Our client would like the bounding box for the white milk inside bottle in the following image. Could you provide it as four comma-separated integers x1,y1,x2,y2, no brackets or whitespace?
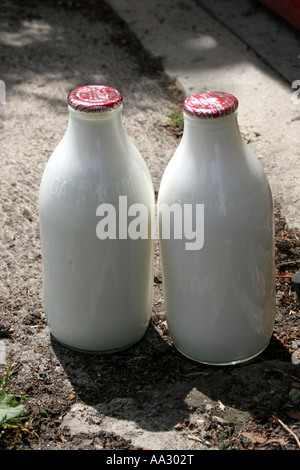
39,85,155,353
158,91,276,365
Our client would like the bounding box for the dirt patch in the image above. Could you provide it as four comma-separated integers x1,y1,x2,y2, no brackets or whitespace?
0,0,299,451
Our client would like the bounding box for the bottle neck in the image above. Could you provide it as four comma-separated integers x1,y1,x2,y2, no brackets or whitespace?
66,104,126,143
181,110,242,149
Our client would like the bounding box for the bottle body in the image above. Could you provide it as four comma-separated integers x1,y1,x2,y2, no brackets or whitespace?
39,91,154,353
158,105,276,365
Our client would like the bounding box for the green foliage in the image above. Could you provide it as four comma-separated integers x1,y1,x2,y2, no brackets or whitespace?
168,108,184,129
0,363,26,429
289,388,300,405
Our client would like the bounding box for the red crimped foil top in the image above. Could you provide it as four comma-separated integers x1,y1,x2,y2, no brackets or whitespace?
67,85,123,113
183,91,238,119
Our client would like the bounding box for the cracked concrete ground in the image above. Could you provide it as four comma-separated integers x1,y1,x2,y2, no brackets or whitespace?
108,0,300,230
0,0,299,452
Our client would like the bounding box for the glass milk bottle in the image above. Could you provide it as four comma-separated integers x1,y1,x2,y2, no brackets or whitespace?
158,91,276,365
39,85,154,353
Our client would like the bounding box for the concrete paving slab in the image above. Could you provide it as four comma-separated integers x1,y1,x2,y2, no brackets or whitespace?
0,0,299,451
107,0,300,230
196,0,300,84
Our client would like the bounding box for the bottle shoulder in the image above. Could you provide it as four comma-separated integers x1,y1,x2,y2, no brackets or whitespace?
159,139,271,207
39,131,154,210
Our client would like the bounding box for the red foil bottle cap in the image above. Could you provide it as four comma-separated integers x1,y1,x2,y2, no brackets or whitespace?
183,91,238,119
67,85,123,113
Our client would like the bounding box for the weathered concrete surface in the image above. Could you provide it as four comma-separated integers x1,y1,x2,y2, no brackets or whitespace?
107,0,300,230
1,0,299,452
